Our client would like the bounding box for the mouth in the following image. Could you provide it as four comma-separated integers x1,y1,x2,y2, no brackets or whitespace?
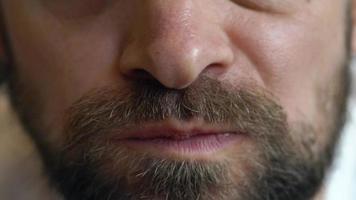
112,120,245,158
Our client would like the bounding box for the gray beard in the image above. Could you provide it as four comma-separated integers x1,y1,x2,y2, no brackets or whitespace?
8,71,350,200
41,77,346,200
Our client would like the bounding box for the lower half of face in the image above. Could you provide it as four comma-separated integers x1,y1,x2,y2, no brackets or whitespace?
9,67,349,200
3,0,351,200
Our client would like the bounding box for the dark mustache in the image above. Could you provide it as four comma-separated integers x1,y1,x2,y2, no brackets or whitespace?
64,76,288,146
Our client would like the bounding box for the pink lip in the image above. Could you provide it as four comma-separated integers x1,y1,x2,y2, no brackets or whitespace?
125,128,229,140
112,121,244,156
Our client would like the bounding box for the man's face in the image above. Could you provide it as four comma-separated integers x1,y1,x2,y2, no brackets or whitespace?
1,0,351,200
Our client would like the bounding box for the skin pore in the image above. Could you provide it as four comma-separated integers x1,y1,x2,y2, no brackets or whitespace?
0,0,354,199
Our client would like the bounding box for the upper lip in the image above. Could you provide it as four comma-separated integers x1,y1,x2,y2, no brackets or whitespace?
112,119,236,140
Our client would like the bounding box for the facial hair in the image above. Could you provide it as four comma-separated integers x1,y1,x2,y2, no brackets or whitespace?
18,74,343,200
4,7,351,200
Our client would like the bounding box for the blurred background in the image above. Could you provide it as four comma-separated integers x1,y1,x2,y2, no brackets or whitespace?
325,58,356,200
0,62,355,200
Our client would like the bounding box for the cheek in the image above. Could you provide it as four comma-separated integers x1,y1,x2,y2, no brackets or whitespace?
227,12,345,125
40,0,111,18
4,0,130,143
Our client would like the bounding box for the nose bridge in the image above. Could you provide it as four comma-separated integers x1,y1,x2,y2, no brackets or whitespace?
144,0,195,41
120,0,233,89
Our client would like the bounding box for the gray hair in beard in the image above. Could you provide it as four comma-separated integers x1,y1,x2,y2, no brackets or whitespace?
46,76,328,200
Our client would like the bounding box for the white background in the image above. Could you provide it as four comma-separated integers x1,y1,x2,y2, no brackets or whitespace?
326,59,356,200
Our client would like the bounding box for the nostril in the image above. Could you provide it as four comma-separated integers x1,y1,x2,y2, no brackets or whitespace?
203,63,228,76
126,69,156,81
125,68,171,89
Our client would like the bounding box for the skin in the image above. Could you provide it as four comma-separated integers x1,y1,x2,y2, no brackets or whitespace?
0,0,355,199
1,0,348,146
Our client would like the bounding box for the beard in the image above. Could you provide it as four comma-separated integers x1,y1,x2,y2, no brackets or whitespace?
7,67,350,200
4,9,351,199
59,77,295,200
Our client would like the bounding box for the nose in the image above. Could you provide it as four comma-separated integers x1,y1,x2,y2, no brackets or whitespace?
119,0,234,89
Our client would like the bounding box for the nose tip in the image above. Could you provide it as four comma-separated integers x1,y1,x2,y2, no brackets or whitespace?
120,47,198,89
118,0,234,89
121,38,233,89
144,45,212,89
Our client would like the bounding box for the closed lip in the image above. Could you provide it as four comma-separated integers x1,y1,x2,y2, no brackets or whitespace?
111,119,240,141
107,120,246,156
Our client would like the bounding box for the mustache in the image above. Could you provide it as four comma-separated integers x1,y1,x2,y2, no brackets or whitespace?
64,76,288,146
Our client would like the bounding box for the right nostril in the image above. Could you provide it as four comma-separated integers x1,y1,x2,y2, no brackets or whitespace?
126,69,169,89
127,69,155,81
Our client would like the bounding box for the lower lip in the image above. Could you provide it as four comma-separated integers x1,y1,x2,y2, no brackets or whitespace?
116,133,242,156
